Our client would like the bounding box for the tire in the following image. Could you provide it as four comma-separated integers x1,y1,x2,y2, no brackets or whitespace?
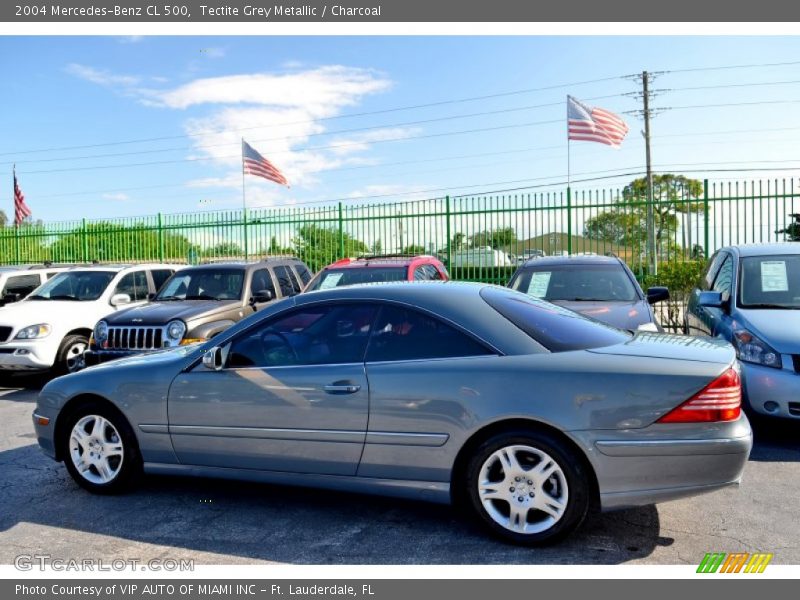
54,334,89,376
61,401,142,494
464,429,590,545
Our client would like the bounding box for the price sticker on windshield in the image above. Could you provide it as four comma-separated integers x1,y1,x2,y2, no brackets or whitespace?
527,271,552,298
760,260,789,292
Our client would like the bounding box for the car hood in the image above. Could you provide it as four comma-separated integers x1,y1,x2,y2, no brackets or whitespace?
83,345,200,372
103,300,240,326
550,300,652,329
0,299,103,330
735,308,800,354
588,332,736,365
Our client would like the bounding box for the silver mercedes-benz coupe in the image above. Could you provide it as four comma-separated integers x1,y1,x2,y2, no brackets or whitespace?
33,282,752,545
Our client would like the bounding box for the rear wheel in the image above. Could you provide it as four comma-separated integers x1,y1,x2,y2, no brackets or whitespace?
55,334,88,375
464,430,590,545
61,402,141,494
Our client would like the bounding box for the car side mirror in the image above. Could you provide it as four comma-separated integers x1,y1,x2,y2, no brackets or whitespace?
698,290,725,309
202,346,224,371
250,289,273,304
646,286,670,305
3,292,21,304
110,293,132,307
147,292,157,301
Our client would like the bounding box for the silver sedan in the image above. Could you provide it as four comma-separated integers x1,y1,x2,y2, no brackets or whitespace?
33,282,752,545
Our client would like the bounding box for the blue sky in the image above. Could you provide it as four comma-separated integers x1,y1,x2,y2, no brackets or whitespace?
3,35,800,223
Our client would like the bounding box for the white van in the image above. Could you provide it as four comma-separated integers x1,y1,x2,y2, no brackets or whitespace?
0,264,179,375
451,247,513,268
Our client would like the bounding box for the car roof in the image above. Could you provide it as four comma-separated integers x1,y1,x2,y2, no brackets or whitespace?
723,243,800,257
325,255,440,269
54,263,180,273
520,254,623,268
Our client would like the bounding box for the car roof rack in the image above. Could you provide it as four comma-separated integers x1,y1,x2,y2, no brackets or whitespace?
355,253,429,260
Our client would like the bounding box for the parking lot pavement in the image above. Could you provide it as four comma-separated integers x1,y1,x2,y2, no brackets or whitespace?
1,376,798,566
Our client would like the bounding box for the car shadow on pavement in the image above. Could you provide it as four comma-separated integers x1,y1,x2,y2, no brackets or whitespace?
0,442,668,565
748,417,800,463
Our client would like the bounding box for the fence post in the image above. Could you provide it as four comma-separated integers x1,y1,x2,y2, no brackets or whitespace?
445,195,452,268
14,226,20,265
566,186,573,255
242,207,249,260
157,213,165,262
81,218,88,263
338,202,345,259
703,179,710,257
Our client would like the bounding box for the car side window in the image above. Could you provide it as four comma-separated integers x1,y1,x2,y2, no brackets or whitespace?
114,271,149,301
365,304,493,363
427,265,444,280
150,269,174,292
712,255,734,301
226,303,379,368
413,266,429,281
293,263,312,286
250,268,276,299
703,252,726,290
2,274,41,298
273,265,300,296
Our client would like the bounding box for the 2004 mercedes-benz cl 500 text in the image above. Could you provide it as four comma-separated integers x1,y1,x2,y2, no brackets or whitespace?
32,282,752,545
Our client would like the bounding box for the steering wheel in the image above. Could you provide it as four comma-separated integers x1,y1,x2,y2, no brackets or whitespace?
260,330,300,364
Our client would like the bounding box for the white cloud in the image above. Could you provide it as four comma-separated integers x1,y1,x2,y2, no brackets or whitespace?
102,192,130,201
69,62,401,203
65,63,141,88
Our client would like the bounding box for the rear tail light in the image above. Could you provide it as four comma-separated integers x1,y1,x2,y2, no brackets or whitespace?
657,367,741,423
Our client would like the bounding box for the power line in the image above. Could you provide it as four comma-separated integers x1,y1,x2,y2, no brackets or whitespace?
19,118,566,175
664,59,800,74
0,75,627,158
665,78,800,92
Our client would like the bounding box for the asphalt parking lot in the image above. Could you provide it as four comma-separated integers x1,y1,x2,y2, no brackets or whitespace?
1,374,798,566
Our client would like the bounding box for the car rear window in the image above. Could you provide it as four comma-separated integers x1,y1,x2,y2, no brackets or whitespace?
480,286,632,352
509,263,639,302
306,267,407,291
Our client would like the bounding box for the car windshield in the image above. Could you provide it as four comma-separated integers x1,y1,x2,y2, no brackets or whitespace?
509,264,639,302
156,268,245,301
26,271,115,301
481,286,632,352
305,267,407,291
739,255,800,309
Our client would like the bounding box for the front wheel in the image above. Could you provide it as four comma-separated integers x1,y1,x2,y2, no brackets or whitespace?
464,430,590,545
61,402,141,494
55,334,88,375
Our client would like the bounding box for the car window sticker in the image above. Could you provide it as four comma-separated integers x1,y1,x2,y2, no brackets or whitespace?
319,273,344,289
527,271,552,298
761,260,789,292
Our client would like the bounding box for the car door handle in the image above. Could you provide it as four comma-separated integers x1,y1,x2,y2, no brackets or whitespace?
323,384,361,394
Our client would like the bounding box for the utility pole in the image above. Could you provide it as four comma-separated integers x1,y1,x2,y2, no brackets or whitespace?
642,71,657,277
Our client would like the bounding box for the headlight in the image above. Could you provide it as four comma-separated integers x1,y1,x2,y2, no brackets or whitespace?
94,320,109,343
15,324,52,340
166,320,186,341
733,329,782,369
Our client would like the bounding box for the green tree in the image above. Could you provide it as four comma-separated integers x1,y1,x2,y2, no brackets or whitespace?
584,174,703,255
776,214,800,242
371,239,383,254
292,224,368,271
469,227,517,249
401,244,426,255
203,242,244,258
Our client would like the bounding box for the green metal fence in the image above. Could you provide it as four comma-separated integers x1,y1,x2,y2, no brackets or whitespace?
2,177,798,330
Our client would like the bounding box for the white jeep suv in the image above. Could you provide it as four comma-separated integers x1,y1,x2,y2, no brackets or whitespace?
0,264,178,375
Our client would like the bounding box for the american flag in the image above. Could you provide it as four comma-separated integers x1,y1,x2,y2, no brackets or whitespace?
567,96,629,148
242,140,289,187
13,169,32,226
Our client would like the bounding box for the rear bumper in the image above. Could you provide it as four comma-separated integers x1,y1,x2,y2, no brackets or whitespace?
570,415,753,511
741,361,800,419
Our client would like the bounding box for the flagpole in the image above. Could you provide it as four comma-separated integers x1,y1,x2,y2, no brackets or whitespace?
241,138,248,261
566,96,571,190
